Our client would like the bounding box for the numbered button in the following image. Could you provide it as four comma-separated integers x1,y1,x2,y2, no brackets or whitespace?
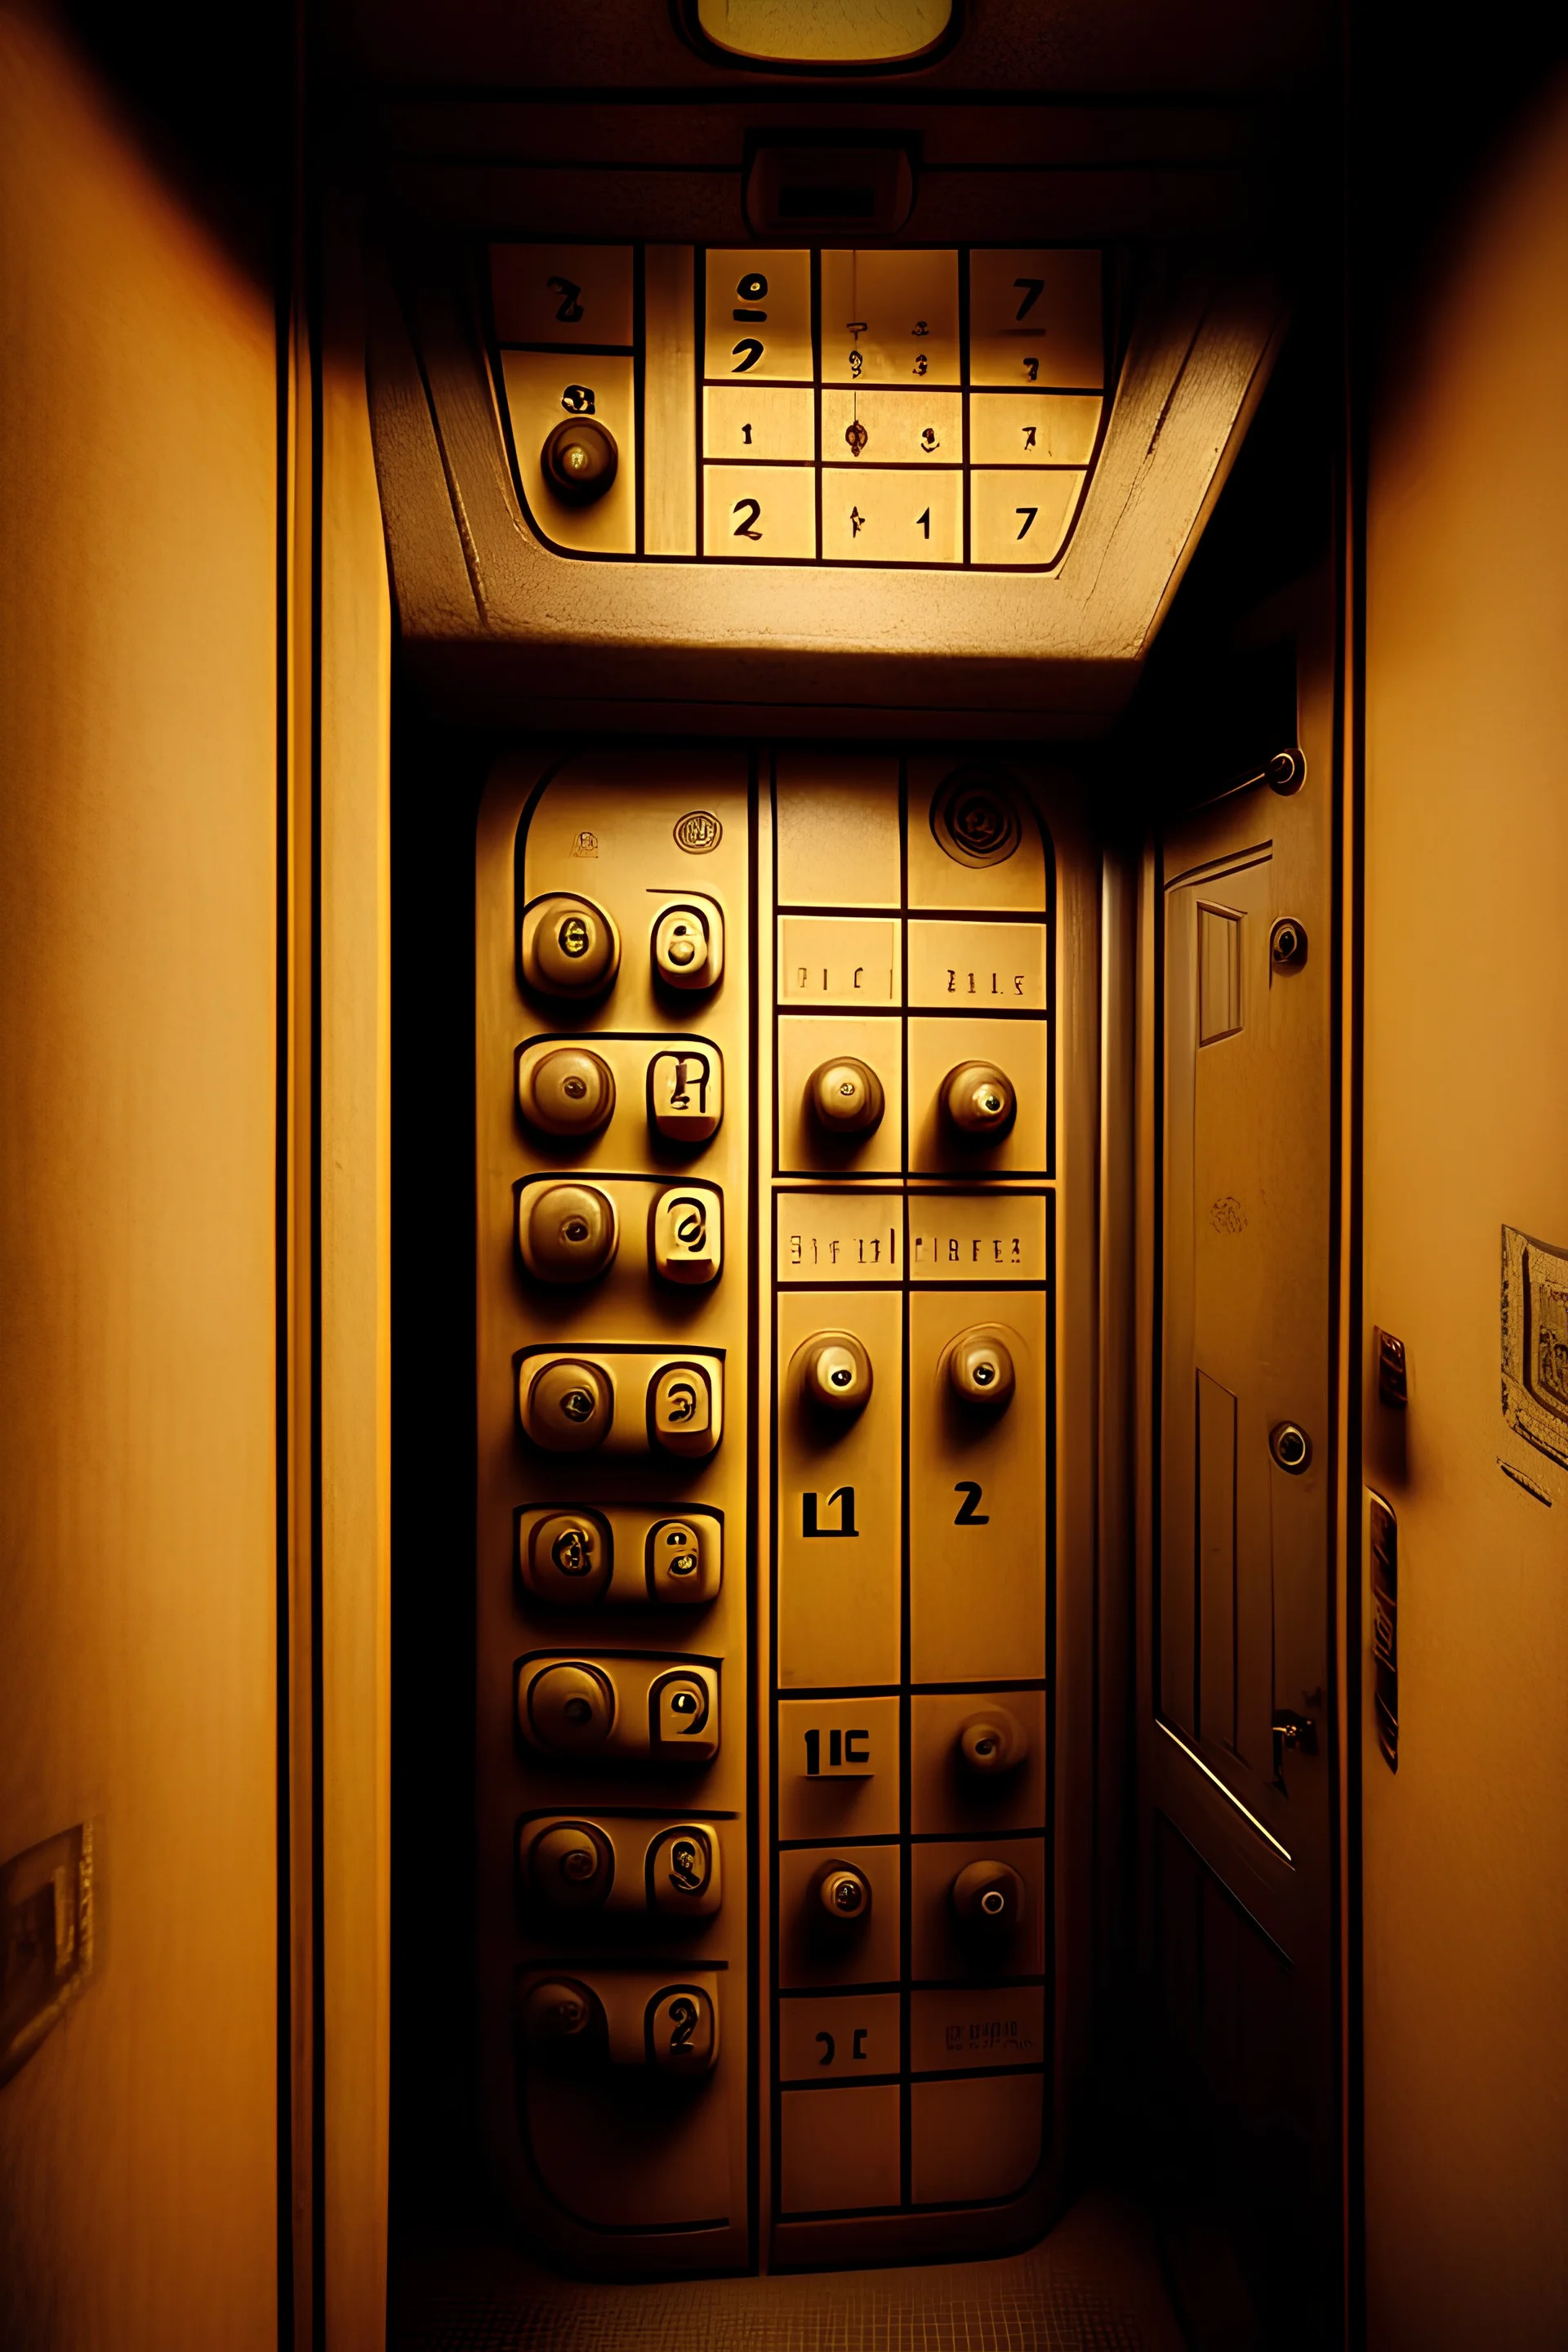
652,898,724,992
644,1984,718,2075
520,1508,612,1606
949,1858,1027,1940
702,248,812,381
519,1975,601,2051
812,1859,873,1934
969,468,1082,568
648,1361,722,1458
648,1044,723,1143
798,1330,873,1417
645,1515,722,1606
945,1326,1017,1409
648,1667,720,1763
646,1824,721,1918
518,1180,617,1283
651,1186,722,1285
821,466,961,564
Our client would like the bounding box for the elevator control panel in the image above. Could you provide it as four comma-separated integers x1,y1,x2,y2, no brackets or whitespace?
477,749,1055,2274
490,244,1107,568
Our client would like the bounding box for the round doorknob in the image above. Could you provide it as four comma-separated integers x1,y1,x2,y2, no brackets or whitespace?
520,1182,617,1284
528,1820,613,1911
800,1331,873,1415
950,1858,1026,1936
807,1057,885,1136
518,1045,615,1138
524,1660,617,1754
520,1976,599,2050
957,1708,1029,1777
541,416,618,505
521,893,620,999
813,1860,872,1929
947,1328,1016,1409
522,1357,613,1451
942,1061,1017,1141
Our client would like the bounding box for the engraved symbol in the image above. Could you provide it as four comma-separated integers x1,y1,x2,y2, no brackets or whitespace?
559,1388,595,1424
559,383,596,415
1016,506,1038,540
669,1551,697,1577
732,497,763,539
731,337,764,373
559,1844,597,1882
670,1687,699,1713
911,318,929,336
674,1199,707,1250
920,425,939,452
673,808,723,853
556,913,590,958
668,1838,705,1894
663,1380,698,1426
569,826,599,857
1023,356,1040,382
844,418,868,458
546,275,584,323
1013,277,1045,319
666,1052,710,1113
667,1996,697,2051
817,2031,835,2065
916,506,931,539
802,1485,858,1538
742,422,752,445
848,349,863,378
912,353,929,376
849,506,866,538
1022,425,1037,448
550,1525,592,1575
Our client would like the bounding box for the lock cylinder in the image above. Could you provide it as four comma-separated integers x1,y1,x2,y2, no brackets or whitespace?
812,1859,873,1932
541,416,618,505
521,1357,614,1451
950,1858,1026,1939
528,1820,614,1912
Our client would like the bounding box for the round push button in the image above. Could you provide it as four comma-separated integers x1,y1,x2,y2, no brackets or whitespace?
520,1182,618,1285
813,1860,872,1929
957,1707,1029,1777
942,1060,1017,1141
518,1045,615,1138
524,1660,616,1755
522,1357,613,1452
520,1977,599,2050
947,1327,1017,1410
528,1820,614,1911
950,1858,1027,1937
541,416,619,506
800,1331,874,1416
807,1056,885,1137
523,894,620,1000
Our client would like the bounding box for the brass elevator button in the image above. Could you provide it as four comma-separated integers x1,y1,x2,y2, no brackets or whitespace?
800,1330,874,1415
813,1860,873,1929
521,893,620,998
520,1978,599,2049
942,1059,1017,1139
957,1708,1029,1776
519,1182,618,1283
950,1858,1026,1936
523,1511,612,1606
528,1820,614,1910
541,416,619,505
807,1056,885,1136
525,1661,617,1754
522,1357,613,1451
947,1328,1017,1409
517,1045,615,1138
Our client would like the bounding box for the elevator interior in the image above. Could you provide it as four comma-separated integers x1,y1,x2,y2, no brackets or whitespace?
1,4,1566,2350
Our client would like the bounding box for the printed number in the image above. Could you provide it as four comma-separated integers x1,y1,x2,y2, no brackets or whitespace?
731,337,764,373
667,1997,697,2052
733,497,763,541
742,423,753,446
954,1481,990,1526
804,1726,871,1773
1013,276,1045,320
802,1484,858,1537
1015,508,1038,541
916,506,931,539
546,274,583,323
1023,356,1040,382
560,383,595,416
816,2030,835,2066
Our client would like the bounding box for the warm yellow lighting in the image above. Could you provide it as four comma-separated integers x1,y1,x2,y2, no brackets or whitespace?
696,0,952,65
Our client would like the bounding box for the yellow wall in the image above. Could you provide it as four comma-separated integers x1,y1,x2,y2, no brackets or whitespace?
0,12,280,2347
1361,77,1568,2352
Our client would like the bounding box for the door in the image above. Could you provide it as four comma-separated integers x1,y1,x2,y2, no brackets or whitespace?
1146,724,1338,2340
